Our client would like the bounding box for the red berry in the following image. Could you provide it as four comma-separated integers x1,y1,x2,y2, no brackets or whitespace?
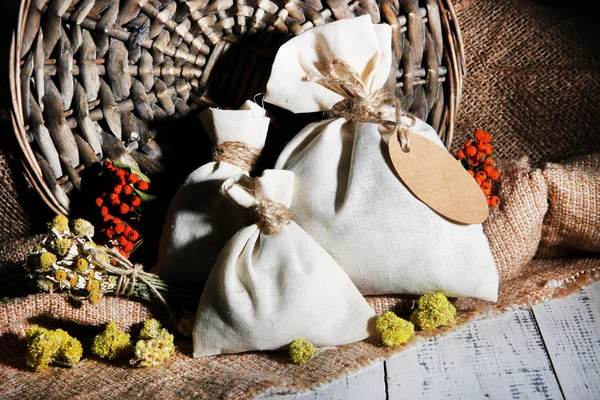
112,217,122,225
113,185,123,194
103,160,113,168
103,215,113,223
127,230,139,242
95,198,104,207
123,185,133,195
130,196,142,207
129,174,140,184
114,223,125,234
118,236,129,247
119,203,130,214
137,181,149,191
106,228,114,239
101,206,109,217
116,169,126,177
124,226,133,236
124,242,134,252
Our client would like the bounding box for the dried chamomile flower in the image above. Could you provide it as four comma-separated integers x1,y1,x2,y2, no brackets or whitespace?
131,328,175,368
92,321,132,360
89,290,102,305
51,238,73,257
176,313,195,337
75,258,89,273
39,252,57,272
54,329,83,365
48,215,69,234
139,319,162,340
375,312,414,347
289,338,315,364
410,292,457,331
72,218,95,238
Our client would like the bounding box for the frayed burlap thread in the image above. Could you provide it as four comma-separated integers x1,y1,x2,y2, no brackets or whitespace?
307,58,416,152
213,141,261,171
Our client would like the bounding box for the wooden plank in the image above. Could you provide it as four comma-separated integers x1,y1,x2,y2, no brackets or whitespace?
385,310,563,399
262,361,386,400
532,282,600,400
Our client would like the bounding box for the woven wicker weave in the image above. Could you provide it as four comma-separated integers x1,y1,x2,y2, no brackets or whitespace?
10,0,464,215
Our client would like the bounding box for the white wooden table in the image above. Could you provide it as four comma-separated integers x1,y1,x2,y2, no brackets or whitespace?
263,282,600,399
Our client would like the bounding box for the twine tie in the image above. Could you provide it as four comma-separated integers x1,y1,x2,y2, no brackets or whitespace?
213,141,261,170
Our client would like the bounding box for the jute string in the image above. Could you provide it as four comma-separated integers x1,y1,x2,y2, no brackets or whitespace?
307,59,416,152
247,198,291,235
213,141,261,171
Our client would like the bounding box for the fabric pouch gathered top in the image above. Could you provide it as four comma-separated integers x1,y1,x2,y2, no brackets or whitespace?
153,101,269,287
264,16,498,301
193,170,375,357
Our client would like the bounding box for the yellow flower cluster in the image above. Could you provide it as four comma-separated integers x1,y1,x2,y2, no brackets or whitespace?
375,311,415,347
410,292,457,331
25,326,82,372
131,319,175,368
289,338,315,364
92,321,132,360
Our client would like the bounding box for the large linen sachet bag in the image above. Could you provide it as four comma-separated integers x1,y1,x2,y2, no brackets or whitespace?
193,170,375,357
153,101,269,286
265,16,498,301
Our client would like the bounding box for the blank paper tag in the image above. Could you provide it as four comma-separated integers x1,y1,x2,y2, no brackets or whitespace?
388,132,489,224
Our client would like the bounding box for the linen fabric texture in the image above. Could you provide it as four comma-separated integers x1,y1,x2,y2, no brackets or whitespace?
153,101,269,286
193,170,376,357
265,16,498,301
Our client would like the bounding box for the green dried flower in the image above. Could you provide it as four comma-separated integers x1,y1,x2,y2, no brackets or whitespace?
139,319,162,340
131,329,175,368
92,321,132,360
72,218,94,238
289,338,315,364
375,311,414,347
51,238,73,257
48,215,69,234
410,292,457,331
39,252,57,271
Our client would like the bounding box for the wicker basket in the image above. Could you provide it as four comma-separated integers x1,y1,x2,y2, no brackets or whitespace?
10,0,465,216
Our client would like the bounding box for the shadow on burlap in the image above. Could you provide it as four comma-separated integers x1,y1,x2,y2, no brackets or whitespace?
1,0,600,398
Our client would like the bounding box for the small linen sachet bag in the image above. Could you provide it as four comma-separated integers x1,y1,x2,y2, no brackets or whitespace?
153,101,269,286
193,170,375,357
265,16,498,301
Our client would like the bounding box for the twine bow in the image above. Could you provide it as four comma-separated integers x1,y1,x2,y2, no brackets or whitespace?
213,141,261,170
307,58,416,152
247,198,291,235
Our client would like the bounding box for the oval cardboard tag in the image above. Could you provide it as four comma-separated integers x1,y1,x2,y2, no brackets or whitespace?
388,132,489,224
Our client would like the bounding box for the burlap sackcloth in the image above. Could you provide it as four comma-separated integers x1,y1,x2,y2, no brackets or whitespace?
1,0,600,398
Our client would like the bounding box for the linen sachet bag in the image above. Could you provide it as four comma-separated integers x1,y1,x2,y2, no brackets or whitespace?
153,101,269,286
193,170,375,357
264,16,498,301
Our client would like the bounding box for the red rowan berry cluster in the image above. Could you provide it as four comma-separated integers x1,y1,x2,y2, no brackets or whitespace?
94,160,150,258
457,130,500,207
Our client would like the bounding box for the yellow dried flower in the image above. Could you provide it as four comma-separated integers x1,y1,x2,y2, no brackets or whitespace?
69,275,79,288
86,279,100,292
139,319,162,340
54,329,83,365
93,253,109,267
48,215,69,234
289,338,315,364
410,292,457,331
72,218,94,238
92,321,132,360
36,278,54,292
54,270,67,282
51,238,73,257
39,252,57,271
375,311,414,347
75,258,89,273
176,314,195,337
131,329,175,368
89,290,102,305
25,326,60,372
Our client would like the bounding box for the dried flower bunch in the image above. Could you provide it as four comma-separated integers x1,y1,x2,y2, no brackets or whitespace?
375,312,415,347
94,160,153,258
26,215,181,307
410,292,457,331
92,319,175,368
457,130,501,207
25,326,82,372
